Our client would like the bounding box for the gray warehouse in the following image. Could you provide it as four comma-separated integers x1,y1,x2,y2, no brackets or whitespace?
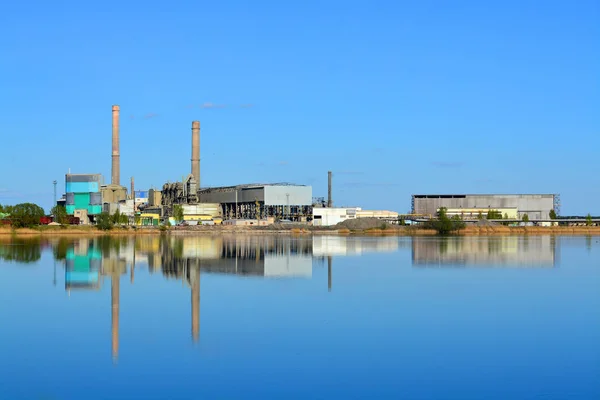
412,194,558,220
198,183,313,221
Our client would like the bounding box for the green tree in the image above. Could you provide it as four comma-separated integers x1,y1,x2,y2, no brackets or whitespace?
51,205,68,224
96,212,114,230
477,211,483,220
10,203,45,228
425,207,466,235
522,214,529,223
549,209,557,220
112,209,122,225
586,213,593,226
173,204,184,223
487,209,503,219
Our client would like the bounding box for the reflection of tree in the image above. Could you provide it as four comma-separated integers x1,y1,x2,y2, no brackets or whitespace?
0,238,42,263
488,238,501,254
439,237,448,255
53,237,70,261
586,235,592,252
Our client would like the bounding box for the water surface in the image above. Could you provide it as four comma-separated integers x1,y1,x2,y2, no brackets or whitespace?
0,235,598,399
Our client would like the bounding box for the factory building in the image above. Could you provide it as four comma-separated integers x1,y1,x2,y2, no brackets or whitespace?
197,183,313,222
412,194,558,220
313,207,400,226
65,173,103,223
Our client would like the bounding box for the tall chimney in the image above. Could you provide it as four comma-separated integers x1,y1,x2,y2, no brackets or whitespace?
111,105,120,186
191,121,200,187
327,171,332,207
130,176,134,200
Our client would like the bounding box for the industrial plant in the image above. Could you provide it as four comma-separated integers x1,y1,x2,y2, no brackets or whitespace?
56,104,564,227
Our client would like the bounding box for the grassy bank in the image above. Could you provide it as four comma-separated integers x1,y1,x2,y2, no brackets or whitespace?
2,225,600,237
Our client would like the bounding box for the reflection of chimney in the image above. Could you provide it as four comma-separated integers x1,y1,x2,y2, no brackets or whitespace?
130,177,134,200
112,105,120,185
328,256,332,292
327,171,332,208
111,275,120,362
191,268,200,342
191,121,200,187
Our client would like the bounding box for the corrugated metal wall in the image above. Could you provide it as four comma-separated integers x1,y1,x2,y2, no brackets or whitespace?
413,195,555,219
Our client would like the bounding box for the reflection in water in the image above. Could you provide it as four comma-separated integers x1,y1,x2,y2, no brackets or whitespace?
0,234,570,363
412,236,558,267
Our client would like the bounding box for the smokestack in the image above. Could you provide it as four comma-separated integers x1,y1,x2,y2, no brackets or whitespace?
327,171,332,208
191,121,200,187
130,177,134,200
111,105,120,186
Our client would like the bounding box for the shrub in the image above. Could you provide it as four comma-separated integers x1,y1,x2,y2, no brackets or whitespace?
96,212,114,231
424,207,466,235
10,203,45,228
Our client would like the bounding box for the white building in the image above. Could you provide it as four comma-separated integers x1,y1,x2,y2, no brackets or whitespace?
312,207,358,226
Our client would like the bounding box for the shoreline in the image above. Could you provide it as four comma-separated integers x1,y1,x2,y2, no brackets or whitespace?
2,225,600,238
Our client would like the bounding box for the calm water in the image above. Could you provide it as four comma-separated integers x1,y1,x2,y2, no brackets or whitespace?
0,235,598,400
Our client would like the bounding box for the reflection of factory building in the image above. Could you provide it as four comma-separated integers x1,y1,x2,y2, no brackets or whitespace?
160,236,313,277
412,194,558,220
412,236,557,267
312,236,400,257
64,239,102,290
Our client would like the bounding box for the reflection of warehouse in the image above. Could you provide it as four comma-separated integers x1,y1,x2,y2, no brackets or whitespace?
312,236,402,256
197,184,313,222
412,194,558,220
412,236,557,267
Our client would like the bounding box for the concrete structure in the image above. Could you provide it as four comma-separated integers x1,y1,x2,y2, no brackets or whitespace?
65,173,103,220
222,219,270,226
356,209,399,220
191,121,200,187
148,189,162,207
111,105,120,186
313,207,357,226
101,184,128,205
327,171,333,208
412,194,557,220
444,207,518,220
198,183,313,222
313,207,400,226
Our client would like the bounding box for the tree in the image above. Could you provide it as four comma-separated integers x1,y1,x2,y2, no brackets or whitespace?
112,209,122,225
487,209,503,220
425,207,466,235
10,203,45,228
51,205,68,224
96,212,114,230
522,214,529,223
586,214,593,226
173,204,184,223
477,211,483,220
549,209,557,220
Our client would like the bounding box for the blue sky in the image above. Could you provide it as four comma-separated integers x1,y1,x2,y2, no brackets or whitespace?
0,0,598,214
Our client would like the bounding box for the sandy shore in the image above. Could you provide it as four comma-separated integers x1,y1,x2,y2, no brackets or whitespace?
1,225,600,237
